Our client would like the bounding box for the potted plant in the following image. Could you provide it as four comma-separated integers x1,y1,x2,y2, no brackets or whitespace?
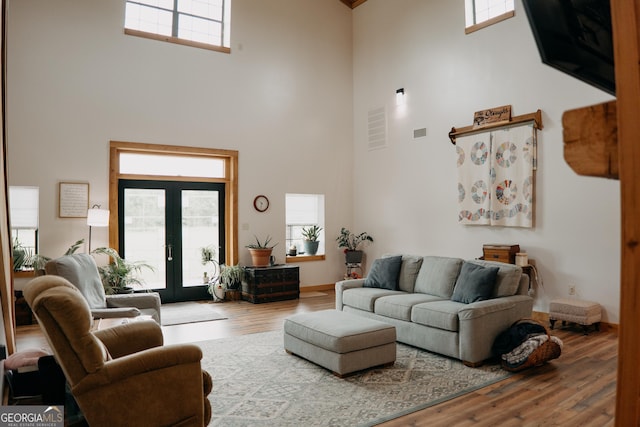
12,238,28,272
91,247,154,294
246,235,277,267
301,225,322,256
200,245,220,283
219,264,244,301
31,239,85,275
336,227,374,264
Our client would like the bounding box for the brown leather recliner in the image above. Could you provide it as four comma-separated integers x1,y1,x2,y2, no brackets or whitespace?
23,275,212,426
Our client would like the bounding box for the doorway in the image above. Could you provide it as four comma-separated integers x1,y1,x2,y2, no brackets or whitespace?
118,179,225,302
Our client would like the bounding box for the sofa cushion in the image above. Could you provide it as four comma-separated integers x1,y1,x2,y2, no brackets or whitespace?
383,254,423,293
411,300,465,332
468,259,523,297
451,262,499,304
364,256,403,290
342,288,403,312
374,293,444,321
413,256,464,298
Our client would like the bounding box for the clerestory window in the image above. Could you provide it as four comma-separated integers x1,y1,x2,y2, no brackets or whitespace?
465,0,514,34
124,0,231,53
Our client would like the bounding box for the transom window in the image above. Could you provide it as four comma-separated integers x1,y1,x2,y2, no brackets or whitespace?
125,0,231,53
465,0,514,34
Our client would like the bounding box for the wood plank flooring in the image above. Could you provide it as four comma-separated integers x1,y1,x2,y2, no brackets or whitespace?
16,291,617,426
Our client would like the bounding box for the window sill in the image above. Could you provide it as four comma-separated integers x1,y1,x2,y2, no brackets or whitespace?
465,10,515,34
285,255,325,263
124,28,231,54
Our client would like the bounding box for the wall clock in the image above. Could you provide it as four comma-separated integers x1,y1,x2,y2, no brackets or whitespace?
253,195,269,212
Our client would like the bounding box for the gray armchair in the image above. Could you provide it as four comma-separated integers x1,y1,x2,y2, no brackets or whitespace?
45,253,161,323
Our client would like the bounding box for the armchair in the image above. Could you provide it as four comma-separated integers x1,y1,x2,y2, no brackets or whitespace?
23,275,212,427
45,253,161,323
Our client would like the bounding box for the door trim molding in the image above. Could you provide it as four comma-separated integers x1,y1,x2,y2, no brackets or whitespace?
109,141,239,265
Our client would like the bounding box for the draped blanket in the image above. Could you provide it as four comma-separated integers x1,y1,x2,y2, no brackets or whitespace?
457,123,536,227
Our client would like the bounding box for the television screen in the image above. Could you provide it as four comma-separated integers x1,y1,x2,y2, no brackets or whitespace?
522,0,615,96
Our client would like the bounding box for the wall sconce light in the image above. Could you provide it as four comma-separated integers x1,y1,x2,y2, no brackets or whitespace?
396,88,405,106
87,204,110,252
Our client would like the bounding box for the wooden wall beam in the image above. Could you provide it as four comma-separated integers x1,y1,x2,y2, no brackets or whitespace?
562,101,618,179
612,0,640,425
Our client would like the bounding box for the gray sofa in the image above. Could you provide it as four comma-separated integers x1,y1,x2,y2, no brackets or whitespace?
335,255,533,366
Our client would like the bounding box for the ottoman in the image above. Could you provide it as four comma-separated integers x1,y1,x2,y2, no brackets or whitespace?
549,298,602,335
284,309,396,377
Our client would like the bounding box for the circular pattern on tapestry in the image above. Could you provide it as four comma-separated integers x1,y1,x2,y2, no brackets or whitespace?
470,141,488,165
523,176,533,203
523,136,535,166
495,142,517,168
471,180,488,204
456,146,465,167
496,179,517,205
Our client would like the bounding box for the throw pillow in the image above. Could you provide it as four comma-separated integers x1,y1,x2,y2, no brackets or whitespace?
451,262,499,304
364,256,403,290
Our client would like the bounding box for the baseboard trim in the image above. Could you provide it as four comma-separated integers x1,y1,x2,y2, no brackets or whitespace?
300,284,335,293
532,310,618,333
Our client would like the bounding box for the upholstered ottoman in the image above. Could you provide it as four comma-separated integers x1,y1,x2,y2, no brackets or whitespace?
284,309,396,377
549,298,602,335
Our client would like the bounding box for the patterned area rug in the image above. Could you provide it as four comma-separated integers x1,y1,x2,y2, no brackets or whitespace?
197,330,511,426
161,301,227,326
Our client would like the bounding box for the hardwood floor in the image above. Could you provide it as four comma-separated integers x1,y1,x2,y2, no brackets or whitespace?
17,291,617,426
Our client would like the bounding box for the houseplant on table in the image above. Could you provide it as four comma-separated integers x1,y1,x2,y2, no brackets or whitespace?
246,235,277,267
301,225,322,256
91,247,154,294
336,227,374,264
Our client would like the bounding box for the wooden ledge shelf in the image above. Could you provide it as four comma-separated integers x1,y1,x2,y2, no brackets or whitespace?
449,109,543,145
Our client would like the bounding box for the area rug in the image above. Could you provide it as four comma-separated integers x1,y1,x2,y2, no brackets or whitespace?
161,301,227,326
197,330,512,427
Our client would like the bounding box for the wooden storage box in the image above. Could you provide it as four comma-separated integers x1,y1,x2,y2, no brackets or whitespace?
242,265,300,304
482,244,520,264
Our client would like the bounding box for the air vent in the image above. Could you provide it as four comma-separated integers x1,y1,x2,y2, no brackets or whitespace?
413,128,427,139
367,107,387,150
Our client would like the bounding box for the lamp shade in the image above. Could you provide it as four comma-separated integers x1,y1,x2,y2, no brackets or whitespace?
87,208,110,227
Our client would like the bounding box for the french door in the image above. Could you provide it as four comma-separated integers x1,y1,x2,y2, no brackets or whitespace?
118,179,225,302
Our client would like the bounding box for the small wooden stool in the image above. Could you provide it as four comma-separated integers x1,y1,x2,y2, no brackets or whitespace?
549,298,602,335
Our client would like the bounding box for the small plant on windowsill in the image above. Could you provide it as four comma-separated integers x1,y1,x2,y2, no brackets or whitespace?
301,225,322,256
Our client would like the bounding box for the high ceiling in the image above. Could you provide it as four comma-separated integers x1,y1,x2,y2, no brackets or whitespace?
340,0,367,9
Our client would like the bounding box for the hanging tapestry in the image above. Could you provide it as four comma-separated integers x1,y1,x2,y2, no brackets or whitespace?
457,123,536,228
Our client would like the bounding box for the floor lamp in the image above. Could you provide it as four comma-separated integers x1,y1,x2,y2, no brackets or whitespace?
87,205,110,253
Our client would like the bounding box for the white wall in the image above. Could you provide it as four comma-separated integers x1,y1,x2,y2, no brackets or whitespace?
352,0,620,322
6,0,354,288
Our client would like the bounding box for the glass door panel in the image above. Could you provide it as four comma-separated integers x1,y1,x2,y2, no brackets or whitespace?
181,189,221,288
123,188,167,291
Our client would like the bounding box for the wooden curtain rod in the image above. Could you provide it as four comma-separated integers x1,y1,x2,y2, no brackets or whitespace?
449,109,543,145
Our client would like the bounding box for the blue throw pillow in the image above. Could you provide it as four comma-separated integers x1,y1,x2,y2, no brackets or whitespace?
451,262,499,304
364,256,403,290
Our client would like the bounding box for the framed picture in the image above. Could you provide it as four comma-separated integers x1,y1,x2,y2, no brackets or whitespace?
59,182,89,218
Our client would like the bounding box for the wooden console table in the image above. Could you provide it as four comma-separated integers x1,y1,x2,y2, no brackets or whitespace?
242,265,300,304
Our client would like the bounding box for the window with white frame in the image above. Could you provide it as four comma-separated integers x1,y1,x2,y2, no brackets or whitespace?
125,0,231,52
285,194,325,256
9,186,39,270
465,0,514,33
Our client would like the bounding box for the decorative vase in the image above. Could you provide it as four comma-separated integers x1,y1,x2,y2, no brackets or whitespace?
345,250,363,264
303,240,319,256
248,248,273,267
212,283,226,301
